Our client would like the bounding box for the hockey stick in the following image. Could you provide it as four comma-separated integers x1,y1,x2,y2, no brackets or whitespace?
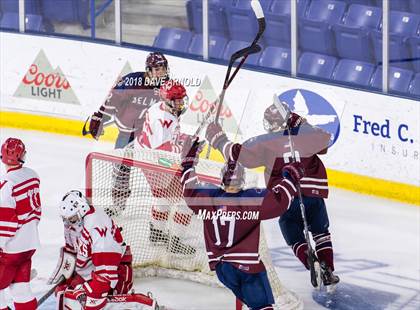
272,97,320,289
37,275,66,306
202,0,265,158
82,116,115,137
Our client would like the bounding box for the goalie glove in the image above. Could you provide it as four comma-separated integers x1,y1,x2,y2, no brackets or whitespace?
48,247,76,285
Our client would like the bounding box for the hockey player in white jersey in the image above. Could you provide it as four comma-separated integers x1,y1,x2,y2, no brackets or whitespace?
49,190,157,310
135,80,196,255
0,138,40,310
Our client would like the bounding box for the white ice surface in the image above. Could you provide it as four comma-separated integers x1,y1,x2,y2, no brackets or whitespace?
0,128,419,310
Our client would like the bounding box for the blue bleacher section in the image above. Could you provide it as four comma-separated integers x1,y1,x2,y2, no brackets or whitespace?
332,59,376,86
298,52,337,79
0,12,45,32
333,4,382,62
409,73,420,95
153,28,193,53
258,46,291,71
188,33,228,59
223,39,262,65
370,66,414,93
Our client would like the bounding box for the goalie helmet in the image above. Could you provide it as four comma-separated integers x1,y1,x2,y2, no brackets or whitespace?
263,95,291,132
221,160,245,191
146,52,169,78
160,80,188,117
59,190,91,224
1,137,26,166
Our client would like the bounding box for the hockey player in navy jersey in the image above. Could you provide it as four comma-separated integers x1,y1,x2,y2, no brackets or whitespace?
205,98,339,290
180,137,304,310
88,52,169,211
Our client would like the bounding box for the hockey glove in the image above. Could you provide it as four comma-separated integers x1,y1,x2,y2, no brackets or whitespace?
205,122,229,151
287,113,305,129
181,136,205,168
282,162,305,184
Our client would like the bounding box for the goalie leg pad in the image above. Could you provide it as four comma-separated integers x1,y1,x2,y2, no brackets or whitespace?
113,264,133,294
48,247,77,285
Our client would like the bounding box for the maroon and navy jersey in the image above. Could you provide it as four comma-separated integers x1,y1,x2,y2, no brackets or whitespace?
101,72,166,134
221,123,331,198
181,166,297,273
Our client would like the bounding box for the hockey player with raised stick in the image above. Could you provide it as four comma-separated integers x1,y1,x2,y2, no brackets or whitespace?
135,79,196,255
48,190,157,309
86,52,170,212
0,138,40,310
180,137,304,310
205,98,340,291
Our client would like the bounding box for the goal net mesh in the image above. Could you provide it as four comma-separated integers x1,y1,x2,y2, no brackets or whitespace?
86,147,302,309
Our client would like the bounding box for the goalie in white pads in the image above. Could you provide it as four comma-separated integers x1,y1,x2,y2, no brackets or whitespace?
49,190,157,310
0,138,40,310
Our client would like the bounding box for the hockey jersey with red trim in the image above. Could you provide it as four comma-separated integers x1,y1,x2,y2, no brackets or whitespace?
63,207,124,288
0,166,41,253
135,102,183,153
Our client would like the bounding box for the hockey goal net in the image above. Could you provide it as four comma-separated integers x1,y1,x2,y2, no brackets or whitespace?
85,146,302,310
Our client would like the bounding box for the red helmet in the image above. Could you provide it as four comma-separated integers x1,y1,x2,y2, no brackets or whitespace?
145,52,168,71
160,80,188,116
1,138,26,166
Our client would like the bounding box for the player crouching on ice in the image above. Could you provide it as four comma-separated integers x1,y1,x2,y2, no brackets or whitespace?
49,190,158,310
0,138,41,310
180,137,304,310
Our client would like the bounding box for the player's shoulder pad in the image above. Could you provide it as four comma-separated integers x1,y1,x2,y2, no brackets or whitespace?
114,71,147,89
83,208,112,230
243,132,278,148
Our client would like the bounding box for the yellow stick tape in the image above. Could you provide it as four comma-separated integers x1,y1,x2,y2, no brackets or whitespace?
1,110,419,205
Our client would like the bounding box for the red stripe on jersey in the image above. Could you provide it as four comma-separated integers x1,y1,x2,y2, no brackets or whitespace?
12,178,40,194
0,225,18,233
0,180,7,189
19,215,41,226
0,233,14,237
0,208,18,222
92,252,121,267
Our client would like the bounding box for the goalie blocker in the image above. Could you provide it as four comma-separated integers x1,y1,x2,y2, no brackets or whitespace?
48,190,159,309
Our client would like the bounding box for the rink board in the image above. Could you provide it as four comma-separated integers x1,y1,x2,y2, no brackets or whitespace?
0,31,419,204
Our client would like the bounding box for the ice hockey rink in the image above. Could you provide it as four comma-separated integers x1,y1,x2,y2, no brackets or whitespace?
0,127,419,310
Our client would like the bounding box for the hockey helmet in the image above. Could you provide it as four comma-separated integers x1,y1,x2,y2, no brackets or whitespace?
221,160,245,191
263,95,291,132
146,52,169,78
1,137,26,166
59,190,91,224
160,80,188,116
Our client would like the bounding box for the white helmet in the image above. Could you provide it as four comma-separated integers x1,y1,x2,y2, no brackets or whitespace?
59,190,90,224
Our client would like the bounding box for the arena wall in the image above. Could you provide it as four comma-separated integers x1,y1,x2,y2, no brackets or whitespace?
1,32,418,204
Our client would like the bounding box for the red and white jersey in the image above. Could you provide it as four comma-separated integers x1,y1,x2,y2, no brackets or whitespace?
0,166,41,253
63,207,125,288
135,102,182,153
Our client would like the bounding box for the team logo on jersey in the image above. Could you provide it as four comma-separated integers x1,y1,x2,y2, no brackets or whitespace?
159,119,173,128
14,50,80,104
278,89,341,147
94,227,108,237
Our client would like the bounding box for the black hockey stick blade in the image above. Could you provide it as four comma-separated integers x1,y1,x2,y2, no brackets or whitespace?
82,116,91,136
309,251,320,288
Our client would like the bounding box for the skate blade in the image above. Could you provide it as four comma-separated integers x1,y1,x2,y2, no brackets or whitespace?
325,283,338,293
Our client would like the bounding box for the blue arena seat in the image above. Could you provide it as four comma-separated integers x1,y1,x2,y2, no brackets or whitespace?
299,0,347,55
153,28,193,53
408,73,420,96
264,0,308,46
409,0,420,14
187,0,228,37
332,59,376,86
408,36,420,72
188,34,228,59
258,46,291,71
298,52,338,79
0,12,44,31
370,66,414,93
373,0,410,12
225,0,271,42
223,40,262,65
41,0,88,28
371,11,420,68
0,0,40,14
333,4,382,62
